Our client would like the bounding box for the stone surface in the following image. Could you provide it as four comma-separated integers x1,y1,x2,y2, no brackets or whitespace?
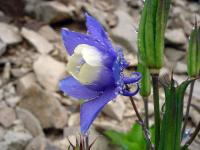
165,47,185,62
38,25,60,42
5,96,21,108
16,107,44,137
0,41,7,56
1,131,32,150
110,10,138,52
35,1,75,23
21,27,53,54
174,61,187,74
0,126,6,141
68,113,80,126
0,23,22,45
33,55,66,92
17,73,37,95
165,28,187,45
103,98,125,121
0,106,16,128
19,84,68,129
25,135,61,150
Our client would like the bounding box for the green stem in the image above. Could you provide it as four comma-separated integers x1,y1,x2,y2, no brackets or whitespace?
152,73,160,150
181,80,195,139
143,96,149,129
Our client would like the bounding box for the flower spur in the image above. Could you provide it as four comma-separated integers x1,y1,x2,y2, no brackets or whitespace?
59,13,141,134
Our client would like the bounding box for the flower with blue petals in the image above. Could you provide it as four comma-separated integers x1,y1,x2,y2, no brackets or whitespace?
59,13,141,134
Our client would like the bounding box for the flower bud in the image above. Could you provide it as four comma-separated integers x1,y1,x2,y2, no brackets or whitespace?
187,20,200,78
138,63,151,97
138,0,171,71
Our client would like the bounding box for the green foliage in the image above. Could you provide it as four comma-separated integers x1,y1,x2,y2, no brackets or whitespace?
105,123,155,150
187,20,200,77
138,0,171,70
138,63,151,97
159,77,195,150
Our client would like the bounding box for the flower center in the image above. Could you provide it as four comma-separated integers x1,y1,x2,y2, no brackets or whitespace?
67,44,103,85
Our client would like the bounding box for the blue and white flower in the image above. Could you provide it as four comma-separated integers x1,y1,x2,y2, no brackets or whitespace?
59,13,141,134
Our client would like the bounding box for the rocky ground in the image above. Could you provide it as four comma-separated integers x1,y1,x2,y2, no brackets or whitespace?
0,0,199,150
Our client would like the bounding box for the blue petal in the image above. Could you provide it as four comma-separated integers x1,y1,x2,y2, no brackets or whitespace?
85,66,115,91
85,13,116,56
59,76,100,100
80,88,117,133
61,28,106,55
61,28,116,68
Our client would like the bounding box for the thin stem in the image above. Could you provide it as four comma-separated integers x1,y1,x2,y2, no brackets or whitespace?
129,95,154,150
143,96,149,129
182,80,195,139
181,121,200,150
151,73,160,150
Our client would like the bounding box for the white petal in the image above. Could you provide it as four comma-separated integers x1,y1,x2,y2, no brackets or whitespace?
74,44,103,66
78,63,101,85
66,53,83,80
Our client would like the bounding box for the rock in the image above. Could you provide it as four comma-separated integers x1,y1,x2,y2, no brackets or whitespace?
19,84,68,129
94,120,125,132
190,107,199,126
0,106,16,128
68,113,80,126
0,126,6,141
103,98,125,121
2,131,32,150
38,25,60,42
33,55,66,92
110,10,138,52
25,135,61,150
165,48,185,62
0,41,7,56
24,0,44,14
17,73,37,95
5,96,21,107
64,126,110,150
16,107,44,137
174,61,187,74
35,1,75,23
165,28,187,45
0,23,22,45
21,27,53,54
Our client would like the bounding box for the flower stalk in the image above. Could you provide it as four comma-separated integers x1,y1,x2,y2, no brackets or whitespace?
152,73,160,150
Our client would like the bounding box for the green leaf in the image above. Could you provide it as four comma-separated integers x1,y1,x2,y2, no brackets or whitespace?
159,78,195,150
105,123,155,150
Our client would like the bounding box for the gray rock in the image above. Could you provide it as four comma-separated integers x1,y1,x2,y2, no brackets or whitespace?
2,131,32,150
19,84,68,129
110,10,138,52
0,23,22,45
35,1,75,23
16,107,44,137
165,28,187,45
5,96,21,108
25,135,61,150
0,126,6,141
38,25,60,42
21,27,53,54
103,98,125,121
17,73,37,95
0,41,7,56
0,106,16,128
24,0,44,14
165,47,185,62
68,113,80,126
174,61,187,74
33,55,66,92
